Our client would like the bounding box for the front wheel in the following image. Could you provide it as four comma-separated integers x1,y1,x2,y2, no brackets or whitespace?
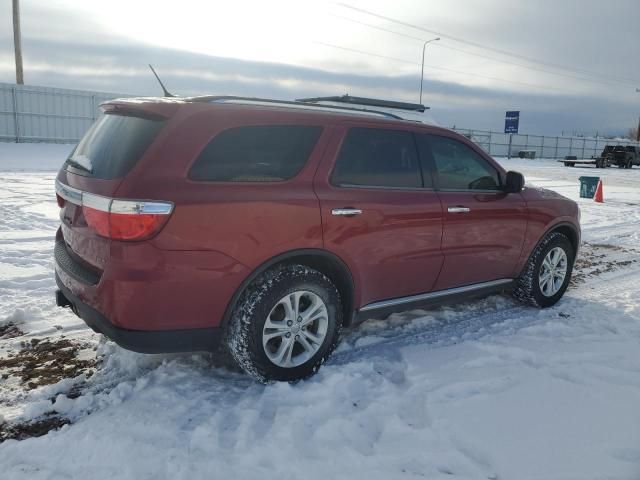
513,232,575,308
226,264,343,382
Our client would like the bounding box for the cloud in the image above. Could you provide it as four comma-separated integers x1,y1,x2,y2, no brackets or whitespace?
0,0,638,136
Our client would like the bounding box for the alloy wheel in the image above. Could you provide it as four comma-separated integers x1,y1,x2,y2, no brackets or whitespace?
262,291,329,368
538,247,568,297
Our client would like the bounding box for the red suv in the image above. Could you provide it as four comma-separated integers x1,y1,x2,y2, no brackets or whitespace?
54,96,580,381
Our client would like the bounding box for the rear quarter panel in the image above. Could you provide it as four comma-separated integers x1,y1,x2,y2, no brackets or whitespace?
112,105,330,328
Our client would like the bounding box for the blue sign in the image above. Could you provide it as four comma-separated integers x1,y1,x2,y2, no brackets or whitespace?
504,111,520,134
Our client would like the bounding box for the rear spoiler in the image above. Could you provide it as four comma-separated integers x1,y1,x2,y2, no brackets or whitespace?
101,98,183,120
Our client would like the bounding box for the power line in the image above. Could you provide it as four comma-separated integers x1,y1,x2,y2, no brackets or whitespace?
330,12,636,90
314,41,574,94
336,2,640,87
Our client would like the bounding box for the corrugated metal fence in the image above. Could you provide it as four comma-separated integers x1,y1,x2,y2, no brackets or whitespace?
1,82,639,159
0,82,129,144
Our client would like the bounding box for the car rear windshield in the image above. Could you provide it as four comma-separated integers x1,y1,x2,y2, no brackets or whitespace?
65,113,165,179
189,125,322,182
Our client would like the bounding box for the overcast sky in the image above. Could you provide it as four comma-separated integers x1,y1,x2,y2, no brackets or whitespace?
0,0,638,135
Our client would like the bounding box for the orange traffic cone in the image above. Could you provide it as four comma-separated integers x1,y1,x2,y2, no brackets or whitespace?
594,179,604,203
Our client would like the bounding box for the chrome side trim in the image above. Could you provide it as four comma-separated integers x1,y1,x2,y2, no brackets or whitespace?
359,278,514,312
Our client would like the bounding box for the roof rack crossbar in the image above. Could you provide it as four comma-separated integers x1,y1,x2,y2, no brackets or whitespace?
188,95,405,120
297,95,428,112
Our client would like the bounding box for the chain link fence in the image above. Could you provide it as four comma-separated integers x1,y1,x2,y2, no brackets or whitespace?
453,128,640,159
1,82,639,159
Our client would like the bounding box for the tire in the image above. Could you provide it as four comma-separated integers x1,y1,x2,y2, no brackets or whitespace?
513,232,575,308
226,264,343,382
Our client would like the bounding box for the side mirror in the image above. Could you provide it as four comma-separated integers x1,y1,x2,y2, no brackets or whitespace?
504,171,525,193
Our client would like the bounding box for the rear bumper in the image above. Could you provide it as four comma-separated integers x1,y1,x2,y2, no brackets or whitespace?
53,226,249,332
55,273,221,353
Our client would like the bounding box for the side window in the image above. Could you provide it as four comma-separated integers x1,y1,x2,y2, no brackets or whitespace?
424,135,500,191
189,125,322,182
331,128,425,188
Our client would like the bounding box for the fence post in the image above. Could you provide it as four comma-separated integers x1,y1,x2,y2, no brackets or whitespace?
581,138,586,159
11,86,20,143
91,95,97,121
569,137,573,157
554,136,558,159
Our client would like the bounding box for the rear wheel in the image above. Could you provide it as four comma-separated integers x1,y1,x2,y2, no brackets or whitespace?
226,264,342,382
513,232,575,308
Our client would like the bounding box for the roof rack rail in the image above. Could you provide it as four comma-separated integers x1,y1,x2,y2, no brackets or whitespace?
187,95,405,120
297,95,428,112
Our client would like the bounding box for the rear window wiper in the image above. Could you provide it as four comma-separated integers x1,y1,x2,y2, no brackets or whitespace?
65,156,93,174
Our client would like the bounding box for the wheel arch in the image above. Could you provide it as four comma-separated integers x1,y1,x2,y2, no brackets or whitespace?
221,249,357,332
519,221,580,277
547,222,580,255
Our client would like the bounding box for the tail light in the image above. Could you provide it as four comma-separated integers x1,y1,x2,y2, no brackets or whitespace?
55,179,173,241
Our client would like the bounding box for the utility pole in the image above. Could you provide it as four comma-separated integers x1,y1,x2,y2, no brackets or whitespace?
13,0,24,85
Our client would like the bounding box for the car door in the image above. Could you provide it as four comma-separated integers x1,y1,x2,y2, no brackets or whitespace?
314,124,444,308
416,133,527,291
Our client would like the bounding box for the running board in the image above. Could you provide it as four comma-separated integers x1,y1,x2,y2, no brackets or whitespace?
355,278,515,323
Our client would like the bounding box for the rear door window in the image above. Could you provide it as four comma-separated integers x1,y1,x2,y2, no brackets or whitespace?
65,113,165,179
331,128,424,188
189,125,322,182
421,134,500,191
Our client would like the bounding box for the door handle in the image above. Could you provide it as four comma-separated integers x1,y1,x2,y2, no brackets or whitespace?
332,208,363,216
447,206,471,213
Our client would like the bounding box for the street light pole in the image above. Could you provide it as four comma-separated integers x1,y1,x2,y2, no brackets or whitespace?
419,37,440,105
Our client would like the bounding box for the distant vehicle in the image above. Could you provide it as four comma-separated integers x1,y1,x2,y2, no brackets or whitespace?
54,95,580,382
601,145,640,169
561,155,607,168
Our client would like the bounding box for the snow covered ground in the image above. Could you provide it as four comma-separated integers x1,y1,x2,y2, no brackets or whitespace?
1,144,640,479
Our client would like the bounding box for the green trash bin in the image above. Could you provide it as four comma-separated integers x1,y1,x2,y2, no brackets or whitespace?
579,176,600,199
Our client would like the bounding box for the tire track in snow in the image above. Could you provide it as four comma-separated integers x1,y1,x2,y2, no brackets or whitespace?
332,248,640,365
